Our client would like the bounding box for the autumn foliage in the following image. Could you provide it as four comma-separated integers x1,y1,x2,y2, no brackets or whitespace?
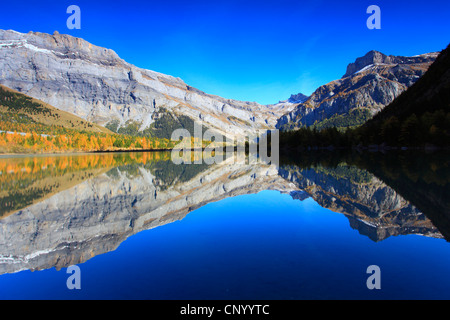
0,124,176,154
0,85,179,154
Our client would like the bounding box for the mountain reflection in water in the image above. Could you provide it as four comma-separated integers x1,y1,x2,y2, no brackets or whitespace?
0,151,448,277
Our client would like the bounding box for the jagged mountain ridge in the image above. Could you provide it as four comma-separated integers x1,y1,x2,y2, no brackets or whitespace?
288,93,309,104
277,50,439,131
0,29,296,139
343,50,438,78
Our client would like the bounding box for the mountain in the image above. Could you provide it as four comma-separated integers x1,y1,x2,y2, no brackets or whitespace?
277,50,438,131
279,93,309,104
0,29,296,139
356,43,450,147
287,93,309,104
365,44,450,125
0,84,111,134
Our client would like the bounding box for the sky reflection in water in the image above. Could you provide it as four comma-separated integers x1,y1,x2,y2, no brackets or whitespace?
0,152,449,300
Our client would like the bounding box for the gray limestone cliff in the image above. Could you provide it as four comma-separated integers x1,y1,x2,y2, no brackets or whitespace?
0,29,295,139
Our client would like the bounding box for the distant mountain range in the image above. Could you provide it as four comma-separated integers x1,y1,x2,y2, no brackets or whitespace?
0,29,442,139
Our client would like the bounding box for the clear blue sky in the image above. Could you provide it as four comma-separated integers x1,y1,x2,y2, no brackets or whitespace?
1,0,449,104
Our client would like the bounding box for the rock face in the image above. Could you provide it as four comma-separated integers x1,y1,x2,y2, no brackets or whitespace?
0,29,440,137
277,50,439,130
0,29,296,139
343,50,438,78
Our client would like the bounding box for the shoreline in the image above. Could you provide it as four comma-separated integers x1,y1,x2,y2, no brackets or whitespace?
2,144,449,158
0,148,173,158
280,144,450,152
0,147,227,158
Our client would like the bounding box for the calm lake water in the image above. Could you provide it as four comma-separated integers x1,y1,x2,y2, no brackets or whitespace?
0,151,449,300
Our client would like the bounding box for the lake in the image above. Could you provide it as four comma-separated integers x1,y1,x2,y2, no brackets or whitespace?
0,150,449,300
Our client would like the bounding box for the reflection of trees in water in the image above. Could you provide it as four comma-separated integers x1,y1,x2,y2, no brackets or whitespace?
2,149,449,242
0,151,195,218
280,150,450,241
0,153,282,275
106,160,210,190
355,151,450,241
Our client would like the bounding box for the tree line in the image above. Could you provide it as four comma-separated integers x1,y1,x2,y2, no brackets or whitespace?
280,109,450,149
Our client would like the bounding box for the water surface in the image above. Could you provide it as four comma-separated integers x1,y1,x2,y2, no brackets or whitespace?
0,151,449,299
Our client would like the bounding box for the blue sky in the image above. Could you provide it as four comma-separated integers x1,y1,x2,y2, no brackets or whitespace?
1,0,449,104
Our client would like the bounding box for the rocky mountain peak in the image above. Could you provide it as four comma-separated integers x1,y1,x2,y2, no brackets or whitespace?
343,50,388,78
343,50,439,78
0,29,122,65
288,93,309,104
277,49,439,131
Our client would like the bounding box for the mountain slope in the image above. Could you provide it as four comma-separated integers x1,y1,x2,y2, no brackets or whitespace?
0,84,112,134
278,44,450,149
277,50,438,131
357,43,450,146
366,44,450,124
0,29,296,139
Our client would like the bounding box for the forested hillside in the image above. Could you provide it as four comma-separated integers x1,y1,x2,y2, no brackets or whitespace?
0,85,177,153
280,43,450,149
